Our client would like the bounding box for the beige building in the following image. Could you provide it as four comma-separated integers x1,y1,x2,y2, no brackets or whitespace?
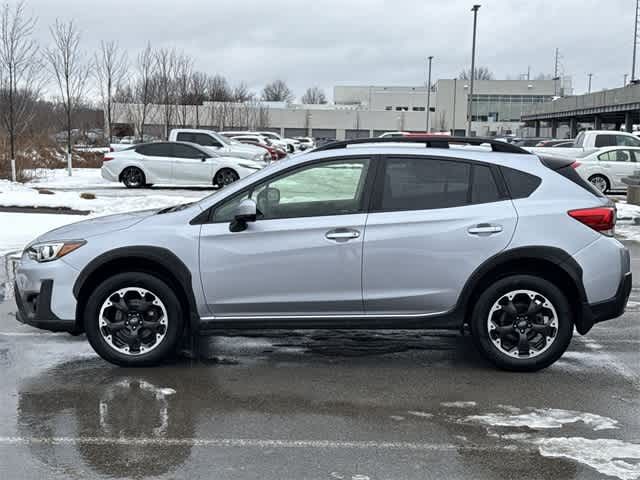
112,78,572,140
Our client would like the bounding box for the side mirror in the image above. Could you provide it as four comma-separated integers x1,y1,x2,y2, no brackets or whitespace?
229,199,257,232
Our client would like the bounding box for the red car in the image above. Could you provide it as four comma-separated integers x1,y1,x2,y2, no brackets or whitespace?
232,139,286,161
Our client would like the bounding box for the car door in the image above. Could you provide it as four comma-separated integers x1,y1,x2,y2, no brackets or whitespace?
362,155,518,316
198,157,373,317
608,149,637,189
135,143,174,183
170,143,214,185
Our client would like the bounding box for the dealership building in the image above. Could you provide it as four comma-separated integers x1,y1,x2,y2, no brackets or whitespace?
112,78,572,140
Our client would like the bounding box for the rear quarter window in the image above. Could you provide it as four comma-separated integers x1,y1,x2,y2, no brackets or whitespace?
499,167,542,199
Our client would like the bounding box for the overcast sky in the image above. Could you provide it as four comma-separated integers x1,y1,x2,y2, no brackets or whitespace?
24,0,636,101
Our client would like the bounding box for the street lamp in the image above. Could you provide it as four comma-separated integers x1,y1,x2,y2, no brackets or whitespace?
466,4,481,136
588,73,593,93
426,56,433,133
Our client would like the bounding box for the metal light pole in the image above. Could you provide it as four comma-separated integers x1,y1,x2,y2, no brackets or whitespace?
588,73,593,93
426,56,433,133
633,0,639,81
466,4,481,136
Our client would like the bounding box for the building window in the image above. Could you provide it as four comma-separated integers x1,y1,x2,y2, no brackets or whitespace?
412,106,426,111
385,106,393,111
395,106,409,111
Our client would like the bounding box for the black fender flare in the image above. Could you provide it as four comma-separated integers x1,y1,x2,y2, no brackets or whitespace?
454,245,591,334
73,246,200,333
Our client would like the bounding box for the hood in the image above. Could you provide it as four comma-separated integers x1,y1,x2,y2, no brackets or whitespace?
33,210,156,244
227,143,264,155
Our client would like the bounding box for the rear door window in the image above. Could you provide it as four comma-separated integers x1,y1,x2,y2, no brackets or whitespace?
136,143,172,157
594,135,616,147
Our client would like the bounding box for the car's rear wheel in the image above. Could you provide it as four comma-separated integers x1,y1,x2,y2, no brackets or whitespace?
214,168,239,187
121,167,146,188
84,272,184,366
470,275,573,371
588,174,610,193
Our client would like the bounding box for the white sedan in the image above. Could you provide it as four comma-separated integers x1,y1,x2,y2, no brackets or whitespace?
574,146,640,193
101,141,265,188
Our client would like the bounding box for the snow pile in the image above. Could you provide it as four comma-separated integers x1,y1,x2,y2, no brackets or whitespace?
441,401,477,408
616,201,640,222
466,407,619,431
26,168,112,189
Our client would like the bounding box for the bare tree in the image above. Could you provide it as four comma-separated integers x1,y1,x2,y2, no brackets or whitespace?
0,1,42,181
174,52,192,127
189,71,207,127
207,74,231,102
129,43,157,141
301,86,327,104
458,66,494,80
231,81,252,102
155,47,177,139
261,79,293,102
94,40,127,144
44,19,89,175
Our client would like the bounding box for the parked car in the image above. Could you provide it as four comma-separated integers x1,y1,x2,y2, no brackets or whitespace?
257,131,300,153
526,130,640,157
16,136,630,371
100,141,264,188
169,129,270,163
229,135,287,161
221,131,290,153
573,146,640,193
513,138,550,147
536,139,574,147
294,137,316,150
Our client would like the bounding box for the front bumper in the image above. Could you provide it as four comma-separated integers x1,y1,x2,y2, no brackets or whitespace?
581,271,632,331
15,279,76,332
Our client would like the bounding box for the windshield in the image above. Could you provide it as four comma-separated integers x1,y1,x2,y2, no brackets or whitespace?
215,133,231,145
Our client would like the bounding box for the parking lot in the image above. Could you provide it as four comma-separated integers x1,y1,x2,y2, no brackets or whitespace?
0,237,638,480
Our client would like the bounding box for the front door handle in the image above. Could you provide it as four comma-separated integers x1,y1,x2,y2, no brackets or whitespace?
325,228,360,241
468,224,503,235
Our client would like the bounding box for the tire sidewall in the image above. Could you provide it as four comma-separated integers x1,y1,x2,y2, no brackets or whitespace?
588,174,609,193
122,167,145,188
214,168,238,187
471,275,573,371
84,272,183,366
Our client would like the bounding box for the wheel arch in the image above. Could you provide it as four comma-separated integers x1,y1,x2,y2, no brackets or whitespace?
456,246,591,335
587,172,611,191
73,246,199,334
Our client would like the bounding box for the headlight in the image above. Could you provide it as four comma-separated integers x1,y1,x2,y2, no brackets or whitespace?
238,162,262,170
25,240,86,262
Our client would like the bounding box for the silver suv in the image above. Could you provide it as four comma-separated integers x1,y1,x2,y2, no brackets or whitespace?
14,137,631,371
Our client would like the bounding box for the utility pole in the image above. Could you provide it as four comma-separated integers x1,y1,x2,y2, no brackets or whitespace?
553,48,560,96
633,0,639,81
588,73,593,93
426,56,433,132
452,78,457,135
466,4,481,136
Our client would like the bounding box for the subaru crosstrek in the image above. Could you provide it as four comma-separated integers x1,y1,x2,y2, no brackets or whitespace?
14,137,632,371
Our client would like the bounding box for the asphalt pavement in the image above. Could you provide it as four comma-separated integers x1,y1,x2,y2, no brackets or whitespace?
0,242,638,480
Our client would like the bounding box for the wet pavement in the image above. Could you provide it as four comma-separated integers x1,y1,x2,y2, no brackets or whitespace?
0,243,638,479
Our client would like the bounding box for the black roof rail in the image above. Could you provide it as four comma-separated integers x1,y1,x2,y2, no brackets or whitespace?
312,136,530,154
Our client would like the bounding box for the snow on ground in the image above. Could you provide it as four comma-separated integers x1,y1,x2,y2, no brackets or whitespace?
0,179,203,217
0,212,83,256
465,406,619,431
440,401,478,408
26,168,113,189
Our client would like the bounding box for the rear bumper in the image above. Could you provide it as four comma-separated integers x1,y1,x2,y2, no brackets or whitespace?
581,272,632,330
15,280,76,333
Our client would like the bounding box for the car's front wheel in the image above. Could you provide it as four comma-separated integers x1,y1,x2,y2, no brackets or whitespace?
470,275,573,371
84,273,184,366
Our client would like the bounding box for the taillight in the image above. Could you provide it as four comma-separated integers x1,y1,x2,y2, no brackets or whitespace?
103,155,114,162
570,161,581,168
568,207,615,236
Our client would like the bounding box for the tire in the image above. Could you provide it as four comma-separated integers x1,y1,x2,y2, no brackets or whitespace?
214,168,239,187
287,144,294,154
84,272,184,366
121,167,146,188
588,174,610,193
470,275,573,372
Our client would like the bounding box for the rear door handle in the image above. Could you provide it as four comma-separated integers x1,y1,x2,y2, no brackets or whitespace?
325,228,360,241
468,224,503,235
